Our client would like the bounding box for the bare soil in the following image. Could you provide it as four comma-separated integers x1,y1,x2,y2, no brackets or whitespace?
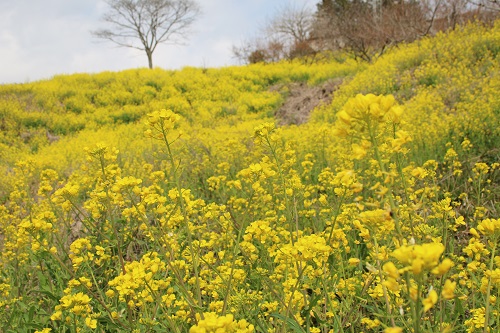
273,78,342,126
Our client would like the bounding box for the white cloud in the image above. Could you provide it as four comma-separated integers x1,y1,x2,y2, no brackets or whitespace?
0,0,316,84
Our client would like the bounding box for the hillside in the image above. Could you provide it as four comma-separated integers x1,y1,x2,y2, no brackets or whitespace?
0,21,499,333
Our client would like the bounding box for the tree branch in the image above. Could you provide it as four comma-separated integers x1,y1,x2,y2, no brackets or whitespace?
91,0,200,68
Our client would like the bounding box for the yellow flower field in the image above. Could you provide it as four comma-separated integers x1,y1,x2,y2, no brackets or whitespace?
0,21,499,332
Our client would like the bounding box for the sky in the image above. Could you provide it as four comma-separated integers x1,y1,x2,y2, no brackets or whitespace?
0,0,315,84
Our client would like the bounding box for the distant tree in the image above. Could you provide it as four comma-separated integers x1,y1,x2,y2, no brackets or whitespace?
312,0,498,61
232,4,315,64
92,0,201,69
311,0,433,61
266,4,313,47
481,0,500,10
432,0,498,31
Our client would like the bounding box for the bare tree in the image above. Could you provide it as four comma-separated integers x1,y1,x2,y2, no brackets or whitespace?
232,4,315,64
266,4,313,46
232,37,287,64
92,0,201,69
311,0,440,61
477,0,500,10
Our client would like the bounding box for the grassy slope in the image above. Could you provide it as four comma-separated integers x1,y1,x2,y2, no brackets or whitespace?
0,59,363,200
311,21,500,163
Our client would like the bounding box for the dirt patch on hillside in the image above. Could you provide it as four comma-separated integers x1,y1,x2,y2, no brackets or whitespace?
274,78,342,126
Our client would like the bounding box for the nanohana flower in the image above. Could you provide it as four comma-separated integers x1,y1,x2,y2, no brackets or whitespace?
189,312,254,333
85,316,97,329
34,329,52,333
253,122,277,145
432,258,454,275
391,242,445,275
464,307,486,332
477,218,500,238
334,93,404,135
348,258,361,266
422,289,438,312
383,261,400,279
145,109,181,139
442,279,456,300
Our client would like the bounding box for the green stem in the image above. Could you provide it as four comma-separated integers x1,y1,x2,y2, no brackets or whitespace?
484,240,497,333
415,276,422,333
48,251,128,329
373,237,396,327
161,126,204,318
222,217,247,315
394,153,415,238
282,264,307,333
96,154,126,275
368,122,402,237
265,135,297,244
327,192,346,245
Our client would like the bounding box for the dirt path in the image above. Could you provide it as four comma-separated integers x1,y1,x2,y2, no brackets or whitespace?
274,78,342,125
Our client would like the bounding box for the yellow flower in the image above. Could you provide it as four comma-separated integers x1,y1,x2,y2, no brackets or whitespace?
383,277,400,292
432,258,454,275
391,130,412,152
361,317,381,329
383,261,400,279
464,307,486,331
337,110,352,125
351,143,366,159
276,234,331,263
411,258,424,275
385,327,403,333
442,279,456,300
145,109,181,139
336,93,403,134
472,162,490,176
358,209,392,229
391,243,444,274
253,122,277,145
85,316,97,329
411,167,428,179
486,268,500,286
422,289,438,312
385,105,404,123
189,312,254,333
50,310,62,321
34,329,52,333
348,258,361,266
477,218,500,237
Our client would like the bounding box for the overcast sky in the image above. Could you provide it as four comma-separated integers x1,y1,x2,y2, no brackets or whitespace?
0,0,315,84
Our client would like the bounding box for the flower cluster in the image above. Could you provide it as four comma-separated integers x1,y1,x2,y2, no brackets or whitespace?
189,312,254,333
51,291,97,329
107,252,171,308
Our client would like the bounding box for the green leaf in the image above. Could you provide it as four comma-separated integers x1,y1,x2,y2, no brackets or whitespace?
270,313,306,333
32,289,59,302
27,305,35,322
454,297,464,322
37,271,48,288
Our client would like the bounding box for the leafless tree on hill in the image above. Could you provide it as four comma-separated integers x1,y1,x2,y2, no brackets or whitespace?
234,0,497,65
433,0,498,31
232,4,315,64
310,0,434,61
92,0,201,69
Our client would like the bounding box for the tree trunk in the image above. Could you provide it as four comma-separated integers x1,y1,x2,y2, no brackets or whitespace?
146,49,153,69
